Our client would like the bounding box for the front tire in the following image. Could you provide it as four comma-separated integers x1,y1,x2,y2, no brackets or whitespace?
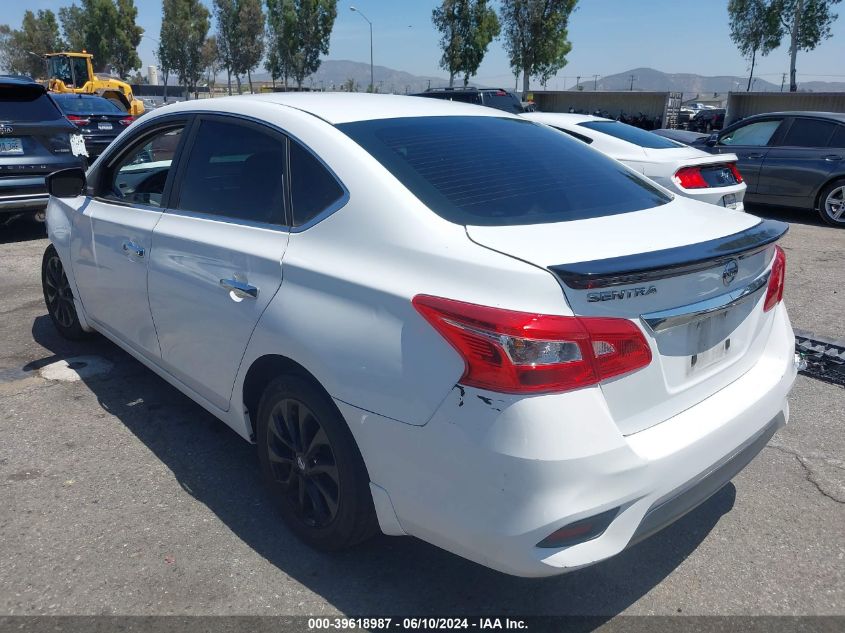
41,244,88,340
818,179,845,227
256,374,378,551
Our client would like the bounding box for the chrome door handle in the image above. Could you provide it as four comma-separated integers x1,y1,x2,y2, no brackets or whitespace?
746,153,764,159
220,278,259,299
122,240,144,257
823,154,842,161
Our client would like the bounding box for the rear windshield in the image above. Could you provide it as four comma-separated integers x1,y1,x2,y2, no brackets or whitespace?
0,85,63,122
54,95,123,115
579,120,685,149
481,91,523,113
339,116,671,226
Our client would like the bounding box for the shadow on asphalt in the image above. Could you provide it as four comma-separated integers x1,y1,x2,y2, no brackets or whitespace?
29,310,736,619
744,203,828,228
0,218,46,245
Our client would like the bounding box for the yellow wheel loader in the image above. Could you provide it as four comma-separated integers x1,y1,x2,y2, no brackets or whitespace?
45,52,145,116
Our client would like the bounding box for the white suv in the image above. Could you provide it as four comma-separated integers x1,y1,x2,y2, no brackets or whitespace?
42,93,797,577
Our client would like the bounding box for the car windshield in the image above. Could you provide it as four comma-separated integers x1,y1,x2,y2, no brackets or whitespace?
338,116,671,227
0,84,63,122
578,120,685,149
55,95,123,115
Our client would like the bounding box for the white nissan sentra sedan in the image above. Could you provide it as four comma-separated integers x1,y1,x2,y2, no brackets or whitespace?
522,112,748,211
42,93,796,577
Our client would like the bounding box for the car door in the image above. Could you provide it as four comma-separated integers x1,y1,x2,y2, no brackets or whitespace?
71,119,188,359
713,117,785,194
146,115,289,411
756,117,843,208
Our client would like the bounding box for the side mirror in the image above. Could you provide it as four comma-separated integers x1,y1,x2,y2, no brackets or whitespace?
705,133,718,147
46,167,87,198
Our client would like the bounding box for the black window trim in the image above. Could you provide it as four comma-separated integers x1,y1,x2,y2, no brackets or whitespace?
89,112,193,213
775,116,839,149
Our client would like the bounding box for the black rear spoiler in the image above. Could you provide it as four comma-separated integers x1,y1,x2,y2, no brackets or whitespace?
550,219,788,290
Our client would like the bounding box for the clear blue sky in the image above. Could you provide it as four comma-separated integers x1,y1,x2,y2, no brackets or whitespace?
3,0,844,88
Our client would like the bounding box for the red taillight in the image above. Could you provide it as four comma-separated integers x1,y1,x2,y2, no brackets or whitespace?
763,245,786,312
412,295,652,394
66,115,90,127
673,166,708,189
728,162,743,183
119,116,134,126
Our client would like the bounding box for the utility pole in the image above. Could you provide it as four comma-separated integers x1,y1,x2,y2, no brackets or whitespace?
576,75,581,89
629,74,636,91
780,73,786,92
350,6,374,93
593,74,599,91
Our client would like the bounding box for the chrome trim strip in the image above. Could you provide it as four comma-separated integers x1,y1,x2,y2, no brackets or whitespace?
550,219,788,289
640,269,771,334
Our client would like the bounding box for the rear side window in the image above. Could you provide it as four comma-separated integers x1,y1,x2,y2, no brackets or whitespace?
176,119,286,225
339,116,671,227
0,85,63,122
780,118,837,148
719,120,781,147
830,125,845,148
481,91,523,113
290,140,345,227
578,121,684,149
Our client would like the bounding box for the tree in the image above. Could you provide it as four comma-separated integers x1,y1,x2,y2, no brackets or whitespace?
771,0,841,91
201,35,223,92
501,0,578,94
265,0,296,87
58,1,144,77
234,0,265,92
160,0,210,99
112,0,144,78
214,0,239,94
287,0,338,89
0,10,64,78
728,0,783,91
58,5,86,51
432,0,500,88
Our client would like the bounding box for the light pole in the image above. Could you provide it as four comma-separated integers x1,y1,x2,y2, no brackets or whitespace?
350,6,373,93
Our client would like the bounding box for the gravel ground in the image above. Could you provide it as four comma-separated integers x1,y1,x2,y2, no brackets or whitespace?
0,207,842,620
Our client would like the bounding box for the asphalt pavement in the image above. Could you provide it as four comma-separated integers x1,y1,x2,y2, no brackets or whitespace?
0,207,842,620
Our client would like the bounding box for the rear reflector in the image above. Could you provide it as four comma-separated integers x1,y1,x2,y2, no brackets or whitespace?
763,245,786,312
537,507,620,548
119,116,134,126
412,295,652,394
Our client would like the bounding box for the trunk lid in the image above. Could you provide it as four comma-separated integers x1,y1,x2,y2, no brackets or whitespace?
466,198,787,435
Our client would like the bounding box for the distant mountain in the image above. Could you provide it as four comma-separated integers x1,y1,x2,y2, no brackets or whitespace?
574,67,845,94
250,59,448,94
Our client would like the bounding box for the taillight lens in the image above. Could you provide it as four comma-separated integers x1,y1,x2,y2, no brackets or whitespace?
119,116,134,126
673,166,708,189
763,245,786,312
412,295,652,394
728,162,743,183
66,115,90,127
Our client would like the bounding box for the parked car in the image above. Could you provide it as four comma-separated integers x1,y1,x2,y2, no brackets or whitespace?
523,112,746,211
688,108,725,133
411,86,524,113
0,77,86,226
705,111,845,227
52,93,134,160
42,93,796,578
651,128,709,147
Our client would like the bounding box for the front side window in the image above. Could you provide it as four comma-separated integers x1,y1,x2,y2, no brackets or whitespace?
578,120,684,149
719,120,781,147
290,140,344,227
175,119,286,225
780,118,837,148
339,116,671,227
101,126,184,207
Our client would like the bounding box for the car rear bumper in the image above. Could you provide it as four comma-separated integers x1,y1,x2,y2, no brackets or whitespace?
337,303,797,577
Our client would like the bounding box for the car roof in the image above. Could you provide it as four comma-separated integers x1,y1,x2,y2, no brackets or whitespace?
743,111,845,122
522,112,611,125
149,92,521,125
0,76,46,92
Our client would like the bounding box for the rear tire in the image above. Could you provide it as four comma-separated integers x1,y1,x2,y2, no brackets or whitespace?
256,373,378,551
41,244,88,340
818,179,845,228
